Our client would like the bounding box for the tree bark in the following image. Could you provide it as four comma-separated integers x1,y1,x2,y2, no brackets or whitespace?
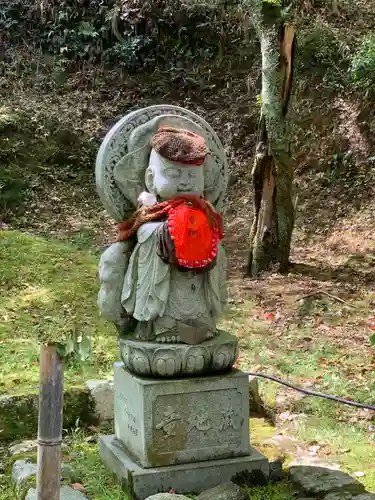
37,344,63,500
247,1,296,276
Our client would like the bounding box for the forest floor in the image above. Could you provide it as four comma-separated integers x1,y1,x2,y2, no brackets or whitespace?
1,63,375,498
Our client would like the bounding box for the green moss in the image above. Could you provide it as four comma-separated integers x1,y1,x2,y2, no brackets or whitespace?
0,387,97,441
0,394,38,441
0,230,118,394
246,482,294,499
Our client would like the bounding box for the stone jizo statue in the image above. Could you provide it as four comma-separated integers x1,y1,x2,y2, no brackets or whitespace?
96,106,238,377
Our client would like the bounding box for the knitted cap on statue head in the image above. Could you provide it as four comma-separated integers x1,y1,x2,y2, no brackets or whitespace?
150,126,209,166
95,106,228,222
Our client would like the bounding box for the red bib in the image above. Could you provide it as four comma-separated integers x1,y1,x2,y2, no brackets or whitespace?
168,203,220,269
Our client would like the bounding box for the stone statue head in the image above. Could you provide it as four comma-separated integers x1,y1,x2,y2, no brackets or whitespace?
145,127,208,200
145,150,205,200
96,106,228,222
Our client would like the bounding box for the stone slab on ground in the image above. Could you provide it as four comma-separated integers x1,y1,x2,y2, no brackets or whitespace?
12,459,37,485
85,379,114,422
26,486,87,499
289,463,365,497
145,495,191,500
12,458,77,484
114,364,251,468
325,494,375,500
288,457,341,470
323,494,354,500
196,481,247,500
9,440,38,456
100,434,269,500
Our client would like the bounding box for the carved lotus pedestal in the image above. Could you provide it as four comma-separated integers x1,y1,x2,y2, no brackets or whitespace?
118,331,239,378
99,360,269,500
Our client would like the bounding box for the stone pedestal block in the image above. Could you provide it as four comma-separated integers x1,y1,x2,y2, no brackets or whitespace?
101,365,269,499
114,364,250,468
100,435,269,500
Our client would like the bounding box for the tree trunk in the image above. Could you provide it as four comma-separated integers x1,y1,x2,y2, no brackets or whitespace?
247,1,296,276
37,344,63,500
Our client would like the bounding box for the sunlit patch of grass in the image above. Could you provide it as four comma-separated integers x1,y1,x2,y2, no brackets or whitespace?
296,416,375,491
250,417,284,460
0,230,118,394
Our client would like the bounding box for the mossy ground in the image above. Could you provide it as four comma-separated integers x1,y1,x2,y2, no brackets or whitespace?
0,230,117,395
1,229,375,497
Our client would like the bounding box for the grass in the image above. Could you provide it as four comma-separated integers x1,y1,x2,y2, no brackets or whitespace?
0,428,126,500
247,483,294,499
0,424,294,500
1,228,375,493
223,241,375,492
0,230,118,395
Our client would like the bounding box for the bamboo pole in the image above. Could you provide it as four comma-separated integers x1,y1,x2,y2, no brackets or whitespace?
36,344,64,500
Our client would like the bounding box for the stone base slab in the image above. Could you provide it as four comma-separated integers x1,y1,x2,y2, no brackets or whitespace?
100,435,269,500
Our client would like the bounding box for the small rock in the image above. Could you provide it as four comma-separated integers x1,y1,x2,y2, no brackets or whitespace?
269,459,284,483
0,462,5,474
12,459,37,485
145,495,191,500
9,440,38,456
197,481,247,500
354,471,365,477
289,463,365,497
26,485,87,499
84,435,98,444
71,483,85,492
85,379,114,422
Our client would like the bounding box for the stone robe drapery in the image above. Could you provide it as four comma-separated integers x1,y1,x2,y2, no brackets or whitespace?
108,222,227,341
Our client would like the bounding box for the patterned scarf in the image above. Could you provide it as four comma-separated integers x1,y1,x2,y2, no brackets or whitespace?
117,195,223,242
